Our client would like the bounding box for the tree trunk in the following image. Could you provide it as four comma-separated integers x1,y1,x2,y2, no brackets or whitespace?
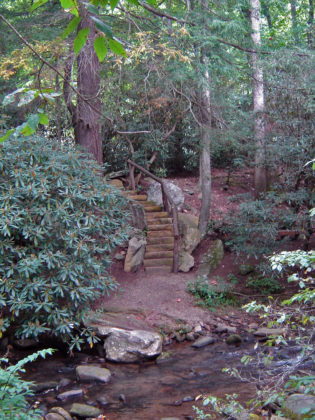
76,5,102,164
290,0,299,44
198,64,211,237
250,0,267,198
63,3,102,164
308,0,314,46
55,68,62,140
261,0,272,29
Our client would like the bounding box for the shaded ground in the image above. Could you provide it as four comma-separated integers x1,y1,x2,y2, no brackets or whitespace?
96,169,259,333
97,167,313,333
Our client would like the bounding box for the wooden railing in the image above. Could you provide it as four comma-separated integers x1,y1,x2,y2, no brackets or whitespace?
127,159,179,273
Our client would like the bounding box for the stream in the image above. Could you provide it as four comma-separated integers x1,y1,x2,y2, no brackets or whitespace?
23,337,259,420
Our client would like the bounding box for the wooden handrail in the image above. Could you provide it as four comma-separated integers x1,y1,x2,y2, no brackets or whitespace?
127,159,180,273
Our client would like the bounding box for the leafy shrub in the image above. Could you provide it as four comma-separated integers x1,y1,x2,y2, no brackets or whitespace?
0,349,54,419
196,246,315,419
246,274,284,294
224,199,280,259
0,136,129,348
187,276,237,309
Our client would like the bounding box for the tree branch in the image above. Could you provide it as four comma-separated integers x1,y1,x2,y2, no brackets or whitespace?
0,12,151,137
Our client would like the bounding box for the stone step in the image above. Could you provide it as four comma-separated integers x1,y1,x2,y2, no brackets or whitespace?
144,258,173,267
147,230,173,238
146,244,174,253
145,212,168,219
142,205,163,212
143,200,157,205
147,237,174,245
147,224,174,232
145,251,174,259
145,266,172,274
127,195,147,201
148,218,172,225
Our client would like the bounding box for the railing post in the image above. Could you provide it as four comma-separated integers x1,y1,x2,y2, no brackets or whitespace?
129,163,136,191
161,182,170,214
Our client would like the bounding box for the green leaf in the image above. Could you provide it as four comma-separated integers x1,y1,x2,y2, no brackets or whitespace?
0,129,14,143
3,95,15,106
94,36,108,62
91,16,113,38
30,0,49,12
110,0,119,10
94,0,109,6
60,0,79,16
62,16,81,39
20,124,35,136
73,28,90,55
126,0,139,4
108,38,126,57
39,113,49,126
83,1,100,14
26,114,41,131
60,0,76,8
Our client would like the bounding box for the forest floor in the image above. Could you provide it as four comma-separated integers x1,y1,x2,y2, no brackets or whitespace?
96,168,308,335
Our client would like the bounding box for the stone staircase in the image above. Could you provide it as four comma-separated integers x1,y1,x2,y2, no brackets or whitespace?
125,190,174,273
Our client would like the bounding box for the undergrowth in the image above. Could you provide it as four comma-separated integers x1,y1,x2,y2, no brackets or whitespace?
246,275,284,295
187,276,237,310
0,349,54,419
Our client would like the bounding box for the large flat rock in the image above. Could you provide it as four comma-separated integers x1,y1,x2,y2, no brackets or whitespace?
76,365,111,383
284,393,315,419
104,328,162,363
86,308,152,336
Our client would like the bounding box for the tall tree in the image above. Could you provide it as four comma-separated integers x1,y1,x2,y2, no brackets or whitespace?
307,0,314,46
250,0,267,197
63,3,102,164
198,44,212,237
290,0,299,44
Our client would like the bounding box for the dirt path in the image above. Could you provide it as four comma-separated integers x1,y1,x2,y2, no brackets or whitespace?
95,169,258,334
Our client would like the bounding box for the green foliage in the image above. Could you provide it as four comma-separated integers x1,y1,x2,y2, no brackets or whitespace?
0,136,129,349
224,198,280,258
246,274,284,294
194,241,315,419
270,250,315,304
187,276,237,310
0,348,54,419
194,393,244,419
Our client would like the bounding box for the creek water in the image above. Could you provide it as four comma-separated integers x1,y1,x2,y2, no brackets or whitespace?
23,337,258,420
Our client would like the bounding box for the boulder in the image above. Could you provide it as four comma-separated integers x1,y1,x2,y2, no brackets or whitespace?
57,389,83,401
178,213,201,254
76,365,111,383
128,201,147,231
13,338,38,349
50,407,72,420
238,264,255,276
34,381,58,393
191,336,215,348
226,334,242,345
283,393,315,419
124,236,146,272
254,328,285,337
70,403,101,418
179,251,194,272
104,329,162,362
147,180,185,211
197,240,224,276
45,414,64,420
